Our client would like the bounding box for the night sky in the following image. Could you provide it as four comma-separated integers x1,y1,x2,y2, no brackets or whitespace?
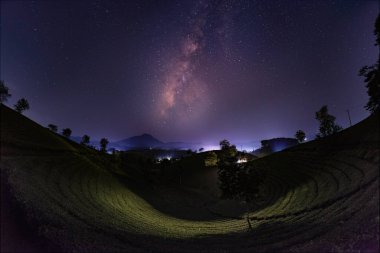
1,0,378,149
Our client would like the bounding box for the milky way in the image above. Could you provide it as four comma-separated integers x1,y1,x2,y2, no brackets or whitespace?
156,2,215,124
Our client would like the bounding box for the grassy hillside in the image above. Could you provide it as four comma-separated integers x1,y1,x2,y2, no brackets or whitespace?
1,104,379,252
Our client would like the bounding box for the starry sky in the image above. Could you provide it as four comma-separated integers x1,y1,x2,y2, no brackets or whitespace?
1,0,378,149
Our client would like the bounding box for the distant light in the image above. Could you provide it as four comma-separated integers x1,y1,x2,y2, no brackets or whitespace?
156,156,172,162
237,158,247,164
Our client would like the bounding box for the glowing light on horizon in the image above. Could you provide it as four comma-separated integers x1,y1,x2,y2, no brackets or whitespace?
156,156,173,162
237,158,247,164
203,145,220,151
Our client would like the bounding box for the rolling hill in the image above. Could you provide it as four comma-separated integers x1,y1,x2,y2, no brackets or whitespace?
1,104,379,252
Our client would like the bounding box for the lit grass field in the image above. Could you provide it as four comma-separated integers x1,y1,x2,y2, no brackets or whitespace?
1,104,379,252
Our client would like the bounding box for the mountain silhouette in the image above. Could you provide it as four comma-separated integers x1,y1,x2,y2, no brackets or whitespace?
112,133,163,149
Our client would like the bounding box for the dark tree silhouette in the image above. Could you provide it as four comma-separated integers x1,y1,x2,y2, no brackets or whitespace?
14,98,30,114
217,140,266,230
295,130,306,143
219,139,231,151
62,128,72,138
100,138,109,152
0,80,11,104
217,140,238,199
199,147,204,152
315,105,342,139
48,124,58,132
81,135,90,145
359,14,380,113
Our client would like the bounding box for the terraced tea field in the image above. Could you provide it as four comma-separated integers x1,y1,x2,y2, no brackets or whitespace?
1,104,379,252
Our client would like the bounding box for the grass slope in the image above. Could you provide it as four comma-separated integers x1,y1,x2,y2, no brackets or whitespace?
1,104,379,252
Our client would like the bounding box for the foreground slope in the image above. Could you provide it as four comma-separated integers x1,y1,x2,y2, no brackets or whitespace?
1,104,379,252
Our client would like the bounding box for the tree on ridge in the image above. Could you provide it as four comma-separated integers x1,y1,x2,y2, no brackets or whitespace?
81,135,90,145
62,128,72,138
295,130,306,143
359,14,380,113
0,80,11,104
315,105,342,139
14,98,30,114
100,138,109,152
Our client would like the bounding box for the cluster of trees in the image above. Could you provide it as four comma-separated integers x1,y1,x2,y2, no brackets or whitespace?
0,81,30,114
293,104,343,143
217,140,266,230
80,133,107,151
46,125,110,152
295,105,344,142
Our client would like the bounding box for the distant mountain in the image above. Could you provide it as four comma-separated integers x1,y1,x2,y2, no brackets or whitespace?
111,133,164,150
